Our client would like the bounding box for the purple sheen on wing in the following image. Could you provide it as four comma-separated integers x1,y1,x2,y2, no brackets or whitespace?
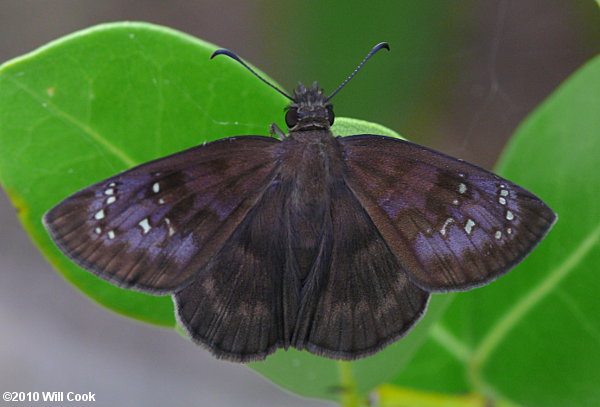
171,231,200,264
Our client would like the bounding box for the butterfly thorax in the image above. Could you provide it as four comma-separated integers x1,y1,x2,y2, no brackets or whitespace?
285,82,334,133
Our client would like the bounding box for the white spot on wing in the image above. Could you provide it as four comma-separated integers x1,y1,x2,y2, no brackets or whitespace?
452,199,459,205
165,218,175,236
106,196,116,205
464,219,476,235
507,227,513,235
139,218,151,234
108,182,116,187
94,209,105,220
152,182,160,193
500,189,509,196
506,210,515,220
499,197,506,205
108,230,115,239
495,231,502,240
104,188,114,195
94,227,101,234
459,183,467,194
158,198,165,205
440,218,454,236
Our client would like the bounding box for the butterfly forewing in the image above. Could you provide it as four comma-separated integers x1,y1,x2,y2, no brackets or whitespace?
340,135,557,292
44,136,281,293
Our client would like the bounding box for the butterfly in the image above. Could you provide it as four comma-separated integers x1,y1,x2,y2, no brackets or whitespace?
43,42,556,362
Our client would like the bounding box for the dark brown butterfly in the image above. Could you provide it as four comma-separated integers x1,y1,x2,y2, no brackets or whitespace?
43,43,556,362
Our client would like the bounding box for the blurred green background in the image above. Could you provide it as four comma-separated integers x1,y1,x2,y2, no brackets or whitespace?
0,1,598,406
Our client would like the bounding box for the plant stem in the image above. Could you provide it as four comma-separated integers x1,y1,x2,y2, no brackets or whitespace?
375,384,523,407
338,361,362,407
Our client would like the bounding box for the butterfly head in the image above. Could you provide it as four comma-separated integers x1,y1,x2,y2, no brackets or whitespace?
285,82,334,132
211,42,389,133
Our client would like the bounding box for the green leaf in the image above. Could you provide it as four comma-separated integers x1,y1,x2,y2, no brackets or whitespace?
0,22,450,402
331,117,405,140
387,55,600,406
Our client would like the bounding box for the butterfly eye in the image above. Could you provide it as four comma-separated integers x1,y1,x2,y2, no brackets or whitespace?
285,107,298,128
327,105,335,125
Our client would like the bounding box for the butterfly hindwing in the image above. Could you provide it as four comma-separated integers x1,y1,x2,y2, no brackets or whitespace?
174,178,294,362
43,136,280,294
339,135,557,292
293,178,430,360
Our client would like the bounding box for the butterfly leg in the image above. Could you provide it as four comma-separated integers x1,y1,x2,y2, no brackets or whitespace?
270,123,287,139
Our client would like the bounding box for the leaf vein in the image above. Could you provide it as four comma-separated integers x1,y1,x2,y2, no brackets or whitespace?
429,323,472,362
6,74,137,168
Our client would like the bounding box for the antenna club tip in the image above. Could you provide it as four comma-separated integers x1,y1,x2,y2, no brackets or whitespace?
375,42,390,52
210,49,235,60
209,47,295,101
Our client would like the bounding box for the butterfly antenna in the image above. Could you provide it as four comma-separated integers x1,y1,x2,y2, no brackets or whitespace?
326,42,390,102
211,49,295,102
